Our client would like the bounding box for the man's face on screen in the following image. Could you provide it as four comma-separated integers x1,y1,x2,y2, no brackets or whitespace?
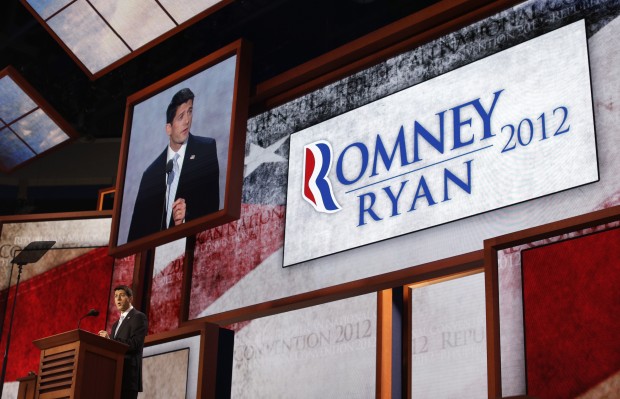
114,289,132,312
166,99,193,150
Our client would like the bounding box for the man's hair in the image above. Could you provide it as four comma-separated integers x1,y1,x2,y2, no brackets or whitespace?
166,88,195,124
114,285,133,297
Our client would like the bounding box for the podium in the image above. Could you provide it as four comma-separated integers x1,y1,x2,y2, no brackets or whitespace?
33,329,128,399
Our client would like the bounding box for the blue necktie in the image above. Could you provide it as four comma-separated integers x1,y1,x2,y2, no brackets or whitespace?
114,314,125,338
166,153,180,226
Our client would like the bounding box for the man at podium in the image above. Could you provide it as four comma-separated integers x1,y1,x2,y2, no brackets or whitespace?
99,285,148,399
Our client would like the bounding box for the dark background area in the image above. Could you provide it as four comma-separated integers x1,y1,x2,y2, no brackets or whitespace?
0,0,439,215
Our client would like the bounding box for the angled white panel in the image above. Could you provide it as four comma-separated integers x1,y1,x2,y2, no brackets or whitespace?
11,108,69,153
47,0,130,74
26,0,74,20
159,0,223,24
90,0,176,50
0,127,36,169
0,76,37,124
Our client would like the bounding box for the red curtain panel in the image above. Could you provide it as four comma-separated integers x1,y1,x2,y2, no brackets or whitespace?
522,227,620,398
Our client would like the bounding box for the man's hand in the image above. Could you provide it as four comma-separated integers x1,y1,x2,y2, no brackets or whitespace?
98,330,110,339
172,198,186,225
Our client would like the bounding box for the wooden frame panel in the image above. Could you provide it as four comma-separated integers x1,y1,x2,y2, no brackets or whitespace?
376,289,392,399
0,209,111,226
109,39,251,258
0,66,78,174
183,250,483,326
97,187,115,211
483,204,620,398
19,0,234,80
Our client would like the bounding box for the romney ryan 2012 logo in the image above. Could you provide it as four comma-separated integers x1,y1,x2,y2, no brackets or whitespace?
302,140,342,213
299,87,579,226
285,20,595,266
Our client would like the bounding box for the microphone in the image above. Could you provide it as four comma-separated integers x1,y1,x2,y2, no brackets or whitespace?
162,159,175,230
165,159,174,184
77,308,99,330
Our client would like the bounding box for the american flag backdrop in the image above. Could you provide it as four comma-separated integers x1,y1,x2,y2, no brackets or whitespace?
1,0,620,398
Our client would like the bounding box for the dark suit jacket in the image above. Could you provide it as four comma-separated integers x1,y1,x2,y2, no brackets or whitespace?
112,308,148,392
127,133,220,242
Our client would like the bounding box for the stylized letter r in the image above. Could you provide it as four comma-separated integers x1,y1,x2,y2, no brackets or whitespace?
302,140,342,213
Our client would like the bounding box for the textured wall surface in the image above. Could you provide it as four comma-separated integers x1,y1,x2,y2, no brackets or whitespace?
106,254,137,333
0,247,114,381
139,348,189,399
231,293,376,398
141,335,201,399
410,273,487,398
498,219,620,396
148,239,185,334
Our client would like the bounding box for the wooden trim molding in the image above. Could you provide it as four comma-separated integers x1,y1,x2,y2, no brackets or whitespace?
376,289,392,399
0,210,111,224
183,249,483,326
179,235,196,324
97,187,115,211
132,249,154,314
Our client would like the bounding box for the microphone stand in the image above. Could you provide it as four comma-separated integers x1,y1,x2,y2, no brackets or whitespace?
77,314,88,330
0,241,54,399
77,310,99,330
0,262,15,348
0,261,25,394
161,182,169,230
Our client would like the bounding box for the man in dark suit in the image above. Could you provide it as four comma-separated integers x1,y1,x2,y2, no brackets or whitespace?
99,285,148,399
127,88,220,242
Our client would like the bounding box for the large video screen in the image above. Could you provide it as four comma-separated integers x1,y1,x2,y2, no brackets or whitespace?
284,20,596,266
521,227,620,397
110,40,250,257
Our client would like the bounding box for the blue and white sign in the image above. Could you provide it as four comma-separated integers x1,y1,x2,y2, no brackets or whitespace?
284,20,597,267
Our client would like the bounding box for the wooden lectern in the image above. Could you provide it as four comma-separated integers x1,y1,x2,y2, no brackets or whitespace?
33,329,128,399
